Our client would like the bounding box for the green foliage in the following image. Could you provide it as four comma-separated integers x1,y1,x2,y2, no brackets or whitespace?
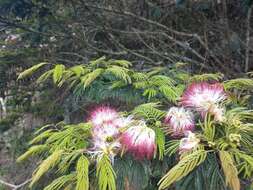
76,155,89,190
44,173,76,190
17,62,49,80
2,0,253,188
158,150,207,190
53,64,65,84
30,149,64,187
18,121,117,190
200,114,215,142
189,73,224,82
17,57,186,105
133,72,180,102
17,144,48,162
96,154,116,190
223,78,253,90
132,102,166,121
165,140,180,156
175,154,227,190
233,151,253,178
17,57,253,190
155,127,165,160
114,157,151,190
219,151,240,190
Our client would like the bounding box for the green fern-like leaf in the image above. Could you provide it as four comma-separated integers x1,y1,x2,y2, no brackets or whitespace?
111,60,132,68
69,65,87,77
81,68,104,88
58,151,81,174
189,73,223,82
132,72,148,81
150,75,175,87
36,70,54,83
17,145,48,162
76,155,89,190
44,173,76,190
29,129,54,145
18,62,49,79
147,67,165,77
143,88,157,100
158,150,207,190
132,102,166,121
96,154,116,190
165,140,180,156
53,64,65,84
219,151,240,190
159,85,179,102
89,56,106,67
155,127,165,160
105,65,131,84
30,150,64,187
234,151,253,178
223,78,253,90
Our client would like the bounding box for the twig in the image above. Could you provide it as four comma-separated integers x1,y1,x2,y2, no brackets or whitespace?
133,29,178,63
0,178,31,190
108,33,154,63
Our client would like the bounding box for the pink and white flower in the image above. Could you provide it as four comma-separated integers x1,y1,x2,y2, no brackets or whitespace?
164,107,195,136
88,106,131,161
181,82,226,121
121,121,156,160
89,106,119,127
179,131,200,154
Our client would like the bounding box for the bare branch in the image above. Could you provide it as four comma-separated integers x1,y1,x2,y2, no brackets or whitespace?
0,178,31,190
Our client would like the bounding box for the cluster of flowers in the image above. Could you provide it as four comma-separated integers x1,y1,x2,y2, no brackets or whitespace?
89,82,227,161
165,82,227,153
89,106,156,161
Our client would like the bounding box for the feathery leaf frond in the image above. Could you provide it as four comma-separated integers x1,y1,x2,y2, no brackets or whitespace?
44,173,76,190
189,73,223,82
155,127,165,160
223,78,253,90
18,62,49,79
30,150,64,187
17,145,48,162
76,155,89,190
219,151,240,190
96,154,116,190
53,64,65,84
158,150,207,190
132,102,166,121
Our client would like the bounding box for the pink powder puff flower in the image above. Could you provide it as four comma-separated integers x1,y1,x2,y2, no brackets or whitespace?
89,106,132,161
164,107,195,137
179,131,200,154
181,82,226,121
89,106,119,127
121,120,156,160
